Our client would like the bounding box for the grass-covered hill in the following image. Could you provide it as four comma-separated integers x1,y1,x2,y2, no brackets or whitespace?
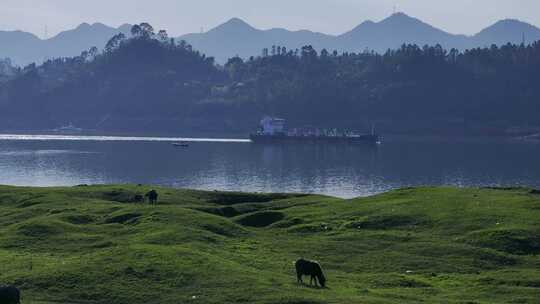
0,185,539,303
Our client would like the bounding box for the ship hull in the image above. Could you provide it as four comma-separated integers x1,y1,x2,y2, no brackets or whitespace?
249,134,380,144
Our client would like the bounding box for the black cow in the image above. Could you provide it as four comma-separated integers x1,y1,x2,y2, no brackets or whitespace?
295,258,326,288
145,190,159,205
0,286,20,304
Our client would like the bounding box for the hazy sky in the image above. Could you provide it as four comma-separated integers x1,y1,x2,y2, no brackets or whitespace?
1,0,540,38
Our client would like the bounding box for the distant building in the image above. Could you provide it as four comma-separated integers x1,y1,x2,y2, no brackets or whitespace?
260,116,285,135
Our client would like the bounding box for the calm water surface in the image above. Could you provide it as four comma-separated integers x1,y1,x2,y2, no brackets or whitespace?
0,134,539,198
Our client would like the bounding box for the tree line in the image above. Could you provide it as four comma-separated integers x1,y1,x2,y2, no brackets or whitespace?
0,23,539,135
222,41,540,134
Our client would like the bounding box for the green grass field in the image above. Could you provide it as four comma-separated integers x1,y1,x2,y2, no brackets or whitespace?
1,185,539,304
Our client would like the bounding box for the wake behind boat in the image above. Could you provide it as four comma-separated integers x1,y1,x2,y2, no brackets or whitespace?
172,141,189,147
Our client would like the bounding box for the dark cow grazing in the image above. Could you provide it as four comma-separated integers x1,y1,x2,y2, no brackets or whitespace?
145,190,158,205
0,286,21,304
295,258,326,288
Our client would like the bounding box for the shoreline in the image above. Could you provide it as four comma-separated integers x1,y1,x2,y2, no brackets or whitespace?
0,132,539,143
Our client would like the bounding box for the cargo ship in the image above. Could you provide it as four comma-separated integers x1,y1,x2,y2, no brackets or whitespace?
249,117,380,144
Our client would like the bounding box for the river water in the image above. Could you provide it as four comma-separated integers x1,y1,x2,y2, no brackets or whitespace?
0,134,539,198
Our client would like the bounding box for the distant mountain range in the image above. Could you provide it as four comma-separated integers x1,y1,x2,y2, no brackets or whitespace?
182,13,540,63
0,23,131,66
2,13,540,65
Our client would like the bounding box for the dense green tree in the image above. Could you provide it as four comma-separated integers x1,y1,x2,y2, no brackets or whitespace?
130,24,142,37
105,33,126,53
157,30,169,42
0,58,18,82
139,23,155,38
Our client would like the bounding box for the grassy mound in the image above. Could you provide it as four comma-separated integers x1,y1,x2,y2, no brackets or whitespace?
0,185,539,304
234,211,285,227
16,222,63,237
343,214,430,230
62,213,96,225
198,191,304,205
463,228,540,255
105,212,142,224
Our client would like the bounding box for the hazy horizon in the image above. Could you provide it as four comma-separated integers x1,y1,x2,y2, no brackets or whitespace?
1,0,540,39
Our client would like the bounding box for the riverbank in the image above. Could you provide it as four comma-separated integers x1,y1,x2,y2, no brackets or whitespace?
1,185,539,303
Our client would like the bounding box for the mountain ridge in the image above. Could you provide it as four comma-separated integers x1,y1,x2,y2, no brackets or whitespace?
179,13,540,62
2,13,540,65
0,23,131,65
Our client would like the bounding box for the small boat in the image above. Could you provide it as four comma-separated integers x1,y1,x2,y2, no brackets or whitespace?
52,123,83,134
523,133,540,141
172,142,189,147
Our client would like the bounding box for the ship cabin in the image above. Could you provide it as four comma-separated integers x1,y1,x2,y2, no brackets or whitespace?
259,116,286,136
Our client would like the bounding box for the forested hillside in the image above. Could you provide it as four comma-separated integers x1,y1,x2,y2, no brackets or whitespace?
223,43,540,134
0,24,224,133
0,58,18,82
1,23,539,135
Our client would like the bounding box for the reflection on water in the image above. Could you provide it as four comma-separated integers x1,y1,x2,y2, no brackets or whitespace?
0,136,539,198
